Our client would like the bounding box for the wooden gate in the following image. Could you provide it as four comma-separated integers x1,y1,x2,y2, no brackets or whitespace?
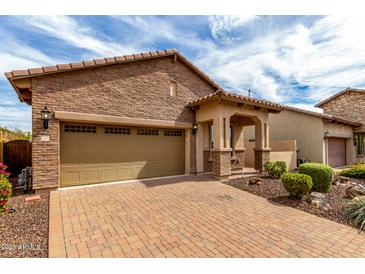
3,140,32,177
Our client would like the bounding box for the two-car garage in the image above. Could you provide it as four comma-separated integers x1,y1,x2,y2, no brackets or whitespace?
60,123,186,187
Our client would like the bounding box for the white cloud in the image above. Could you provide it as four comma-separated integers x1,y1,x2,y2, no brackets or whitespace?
286,103,323,113
208,15,258,41
112,16,216,52
197,16,365,110
23,16,142,58
0,105,31,131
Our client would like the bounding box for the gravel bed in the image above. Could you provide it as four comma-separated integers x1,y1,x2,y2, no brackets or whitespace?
226,175,349,226
0,192,49,258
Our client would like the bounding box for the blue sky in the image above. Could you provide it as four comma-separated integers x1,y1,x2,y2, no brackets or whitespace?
1,15,365,131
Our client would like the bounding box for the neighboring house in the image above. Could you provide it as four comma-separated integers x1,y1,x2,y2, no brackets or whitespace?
245,89,364,167
316,88,365,164
5,49,284,191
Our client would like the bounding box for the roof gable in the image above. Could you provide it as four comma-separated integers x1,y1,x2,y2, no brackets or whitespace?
315,87,365,108
5,49,221,105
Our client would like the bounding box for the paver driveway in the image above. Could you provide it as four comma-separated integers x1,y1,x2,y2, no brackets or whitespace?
49,175,365,258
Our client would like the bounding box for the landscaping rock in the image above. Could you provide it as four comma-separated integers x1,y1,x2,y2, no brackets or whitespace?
306,192,327,208
337,176,350,185
248,177,261,185
344,184,365,199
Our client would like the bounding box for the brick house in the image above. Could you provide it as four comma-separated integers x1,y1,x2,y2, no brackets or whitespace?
6,49,363,191
5,49,285,191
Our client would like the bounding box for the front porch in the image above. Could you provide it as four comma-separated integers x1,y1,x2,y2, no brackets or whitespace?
188,90,284,179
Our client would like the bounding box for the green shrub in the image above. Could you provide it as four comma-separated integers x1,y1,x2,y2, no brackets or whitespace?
263,161,287,178
344,196,365,231
340,165,365,179
0,163,12,215
281,173,313,199
298,163,333,193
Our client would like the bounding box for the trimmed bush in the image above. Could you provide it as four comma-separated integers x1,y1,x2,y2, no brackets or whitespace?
298,163,333,193
263,161,287,178
281,173,313,199
0,163,12,215
340,165,365,179
344,196,365,231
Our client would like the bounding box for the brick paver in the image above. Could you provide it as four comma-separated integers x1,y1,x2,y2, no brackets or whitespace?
49,175,365,258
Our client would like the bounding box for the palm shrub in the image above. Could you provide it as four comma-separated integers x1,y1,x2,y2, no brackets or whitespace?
0,163,12,215
298,163,333,192
263,161,287,178
344,196,365,231
281,173,313,199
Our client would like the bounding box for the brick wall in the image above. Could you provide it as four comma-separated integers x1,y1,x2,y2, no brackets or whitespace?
322,91,365,129
31,56,216,189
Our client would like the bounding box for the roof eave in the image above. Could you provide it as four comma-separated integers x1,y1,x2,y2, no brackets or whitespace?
315,87,365,108
187,93,284,112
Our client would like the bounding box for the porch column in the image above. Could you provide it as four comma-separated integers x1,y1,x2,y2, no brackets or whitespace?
232,124,245,169
212,116,232,179
195,122,204,174
254,119,271,170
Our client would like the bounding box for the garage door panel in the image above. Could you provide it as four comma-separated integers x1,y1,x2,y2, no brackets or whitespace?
60,123,185,187
328,138,346,167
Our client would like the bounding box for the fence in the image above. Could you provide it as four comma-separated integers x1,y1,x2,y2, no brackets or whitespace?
244,140,297,171
3,140,32,177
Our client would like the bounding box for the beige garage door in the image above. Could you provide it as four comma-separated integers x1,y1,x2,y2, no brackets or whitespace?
328,137,346,167
60,123,185,187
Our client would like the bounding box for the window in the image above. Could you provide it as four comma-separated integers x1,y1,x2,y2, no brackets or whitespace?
355,134,364,155
170,81,177,97
137,128,159,136
105,127,131,135
64,124,96,133
164,130,183,136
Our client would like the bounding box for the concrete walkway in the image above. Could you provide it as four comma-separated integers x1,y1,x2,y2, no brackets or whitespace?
49,175,365,258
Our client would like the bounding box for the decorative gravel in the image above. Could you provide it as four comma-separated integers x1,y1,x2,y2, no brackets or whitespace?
0,193,49,258
225,175,349,226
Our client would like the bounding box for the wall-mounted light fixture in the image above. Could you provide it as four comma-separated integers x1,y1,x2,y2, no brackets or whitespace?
324,130,330,138
192,123,198,135
41,106,51,129
353,134,358,146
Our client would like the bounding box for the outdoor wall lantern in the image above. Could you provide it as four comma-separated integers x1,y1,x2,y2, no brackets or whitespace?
41,106,52,129
192,123,198,135
324,130,330,138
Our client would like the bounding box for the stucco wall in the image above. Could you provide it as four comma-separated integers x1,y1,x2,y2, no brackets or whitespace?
244,140,297,170
245,109,324,163
31,57,216,189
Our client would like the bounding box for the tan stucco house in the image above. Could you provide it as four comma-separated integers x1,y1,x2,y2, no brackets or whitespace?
5,49,286,191
5,49,364,191
245,88,365,167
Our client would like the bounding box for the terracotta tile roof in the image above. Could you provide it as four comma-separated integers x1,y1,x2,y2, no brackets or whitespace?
315,87,365,107
189,90,361,127
5,48,221,90
187,89,285,111
285,105,362,127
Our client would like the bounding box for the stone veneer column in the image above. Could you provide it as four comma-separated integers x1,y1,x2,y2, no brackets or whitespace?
254,148,271,170
212,148,232,179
